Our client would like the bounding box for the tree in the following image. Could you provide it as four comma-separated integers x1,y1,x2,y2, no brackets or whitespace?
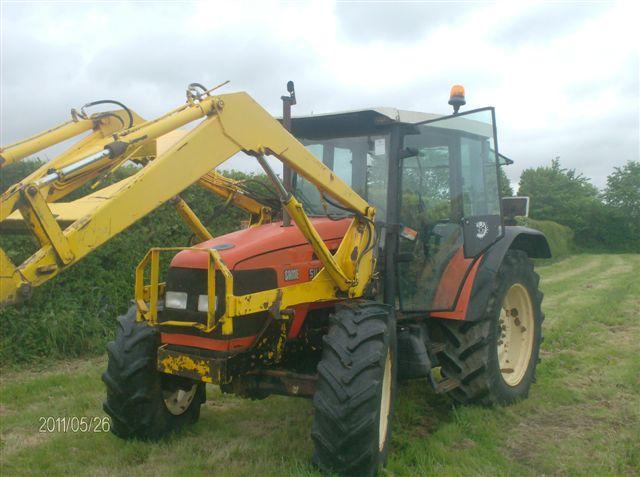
518,158,600,239
603,161,640,224
518,158,639,251
0,158,43,193
498,167,514,197
602,161,640,250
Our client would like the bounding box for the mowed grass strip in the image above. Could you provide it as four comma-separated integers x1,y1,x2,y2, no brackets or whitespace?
1,254,638,477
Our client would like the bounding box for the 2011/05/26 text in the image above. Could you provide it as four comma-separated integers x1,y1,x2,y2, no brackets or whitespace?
38,416,111,433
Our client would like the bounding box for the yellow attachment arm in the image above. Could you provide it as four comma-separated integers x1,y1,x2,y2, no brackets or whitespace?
283,194,352,290
171,196,213,242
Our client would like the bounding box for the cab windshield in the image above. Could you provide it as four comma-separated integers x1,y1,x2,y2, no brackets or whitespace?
293,135,390,221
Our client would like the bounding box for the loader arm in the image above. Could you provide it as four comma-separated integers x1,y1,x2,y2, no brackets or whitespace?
0,91,373,306
0,117,94,168
0,108,151,173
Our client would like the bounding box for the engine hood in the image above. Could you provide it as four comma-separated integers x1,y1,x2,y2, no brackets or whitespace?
170,217,352,270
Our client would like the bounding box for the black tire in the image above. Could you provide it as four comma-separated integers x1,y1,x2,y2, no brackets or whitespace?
102,306,205,440
434,250,544,405
311,301,396,477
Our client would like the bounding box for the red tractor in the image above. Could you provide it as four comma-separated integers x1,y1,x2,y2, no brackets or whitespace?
0,81,548,476
102,85,548,475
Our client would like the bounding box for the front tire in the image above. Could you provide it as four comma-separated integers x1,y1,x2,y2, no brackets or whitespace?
311,301,396,477
434,250,543,405
102,306,205,440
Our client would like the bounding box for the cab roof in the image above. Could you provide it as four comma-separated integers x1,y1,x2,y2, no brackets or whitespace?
287,108,442,139
285,107,513,165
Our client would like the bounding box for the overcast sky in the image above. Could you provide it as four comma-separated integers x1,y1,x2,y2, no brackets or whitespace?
1,1,638,190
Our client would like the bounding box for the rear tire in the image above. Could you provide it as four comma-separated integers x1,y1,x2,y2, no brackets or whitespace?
311,301,396,477
102,306,205,440
434,250,543,405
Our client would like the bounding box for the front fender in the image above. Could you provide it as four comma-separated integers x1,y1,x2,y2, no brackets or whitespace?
464,226,550,321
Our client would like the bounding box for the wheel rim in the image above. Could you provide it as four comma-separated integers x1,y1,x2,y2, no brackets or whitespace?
163,384,197,416
378,351,392,451
497,283,535,387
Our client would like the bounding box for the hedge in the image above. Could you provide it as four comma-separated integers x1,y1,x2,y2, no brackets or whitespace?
516,217,574,260
0,161,576,365
0,161,254,365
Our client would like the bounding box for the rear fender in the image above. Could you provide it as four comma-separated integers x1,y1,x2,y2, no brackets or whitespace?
464,226,550,321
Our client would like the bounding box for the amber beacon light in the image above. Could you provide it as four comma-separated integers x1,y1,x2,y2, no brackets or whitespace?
448,84,466,114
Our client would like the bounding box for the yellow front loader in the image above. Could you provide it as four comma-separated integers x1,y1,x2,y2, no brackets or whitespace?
1,84,369,304
0,82,549,476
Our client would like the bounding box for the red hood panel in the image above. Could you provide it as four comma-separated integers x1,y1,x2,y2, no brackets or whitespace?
170,217,351,270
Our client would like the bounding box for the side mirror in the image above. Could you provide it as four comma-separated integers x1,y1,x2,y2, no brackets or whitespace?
502,196,529,223
282,80,296,105
399,147,419,160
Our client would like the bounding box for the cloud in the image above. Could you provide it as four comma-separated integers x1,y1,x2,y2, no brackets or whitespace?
492,2,610,47
1,1,637,189
335,2,482,43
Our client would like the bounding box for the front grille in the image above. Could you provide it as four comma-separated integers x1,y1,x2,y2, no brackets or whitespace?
158,267,277,327
160,268,223,325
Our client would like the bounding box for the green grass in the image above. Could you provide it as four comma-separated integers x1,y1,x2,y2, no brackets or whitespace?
1,254,638,476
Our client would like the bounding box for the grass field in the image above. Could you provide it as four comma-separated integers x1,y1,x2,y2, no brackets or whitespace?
1,254,638,476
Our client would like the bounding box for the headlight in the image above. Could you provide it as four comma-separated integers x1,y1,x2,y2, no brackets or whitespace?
165,291,188,310
197,294,217,313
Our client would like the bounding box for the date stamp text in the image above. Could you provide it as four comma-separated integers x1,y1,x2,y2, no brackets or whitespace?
38,416,111,433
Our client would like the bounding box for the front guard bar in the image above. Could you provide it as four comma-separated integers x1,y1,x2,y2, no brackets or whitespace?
134,247,233,335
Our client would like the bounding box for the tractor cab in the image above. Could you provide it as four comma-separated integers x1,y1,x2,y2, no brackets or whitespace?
289,105,504,315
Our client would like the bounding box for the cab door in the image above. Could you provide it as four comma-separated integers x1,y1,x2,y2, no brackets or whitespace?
397,108,503,312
